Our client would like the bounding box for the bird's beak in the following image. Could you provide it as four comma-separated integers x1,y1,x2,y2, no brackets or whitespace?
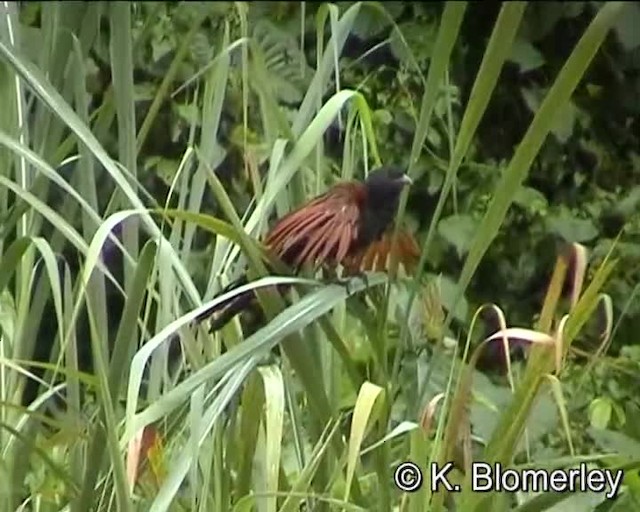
400,174,413,186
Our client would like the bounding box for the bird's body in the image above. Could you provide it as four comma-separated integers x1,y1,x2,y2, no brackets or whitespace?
202,166,417,331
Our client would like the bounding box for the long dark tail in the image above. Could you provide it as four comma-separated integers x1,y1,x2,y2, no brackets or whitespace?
194,275,254,332
196,273,296,332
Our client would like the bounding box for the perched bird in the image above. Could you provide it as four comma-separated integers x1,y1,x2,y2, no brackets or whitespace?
201,166,418,332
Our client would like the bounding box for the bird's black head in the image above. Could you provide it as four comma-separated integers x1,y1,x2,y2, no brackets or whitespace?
364,166,412,205
357,166,412,246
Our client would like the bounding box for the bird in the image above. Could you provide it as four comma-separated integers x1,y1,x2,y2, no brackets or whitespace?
200,166,419,332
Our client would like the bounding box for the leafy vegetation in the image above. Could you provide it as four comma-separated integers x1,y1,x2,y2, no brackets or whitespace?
0,1,639,511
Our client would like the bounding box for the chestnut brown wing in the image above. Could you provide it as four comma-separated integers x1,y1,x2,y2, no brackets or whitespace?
264,184,362,269
344,229,420,274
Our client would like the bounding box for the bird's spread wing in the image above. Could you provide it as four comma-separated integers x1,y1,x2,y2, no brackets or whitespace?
344,229,420,274
264,183,362,269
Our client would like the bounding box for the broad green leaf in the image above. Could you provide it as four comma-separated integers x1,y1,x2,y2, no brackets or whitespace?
589,397,613,430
